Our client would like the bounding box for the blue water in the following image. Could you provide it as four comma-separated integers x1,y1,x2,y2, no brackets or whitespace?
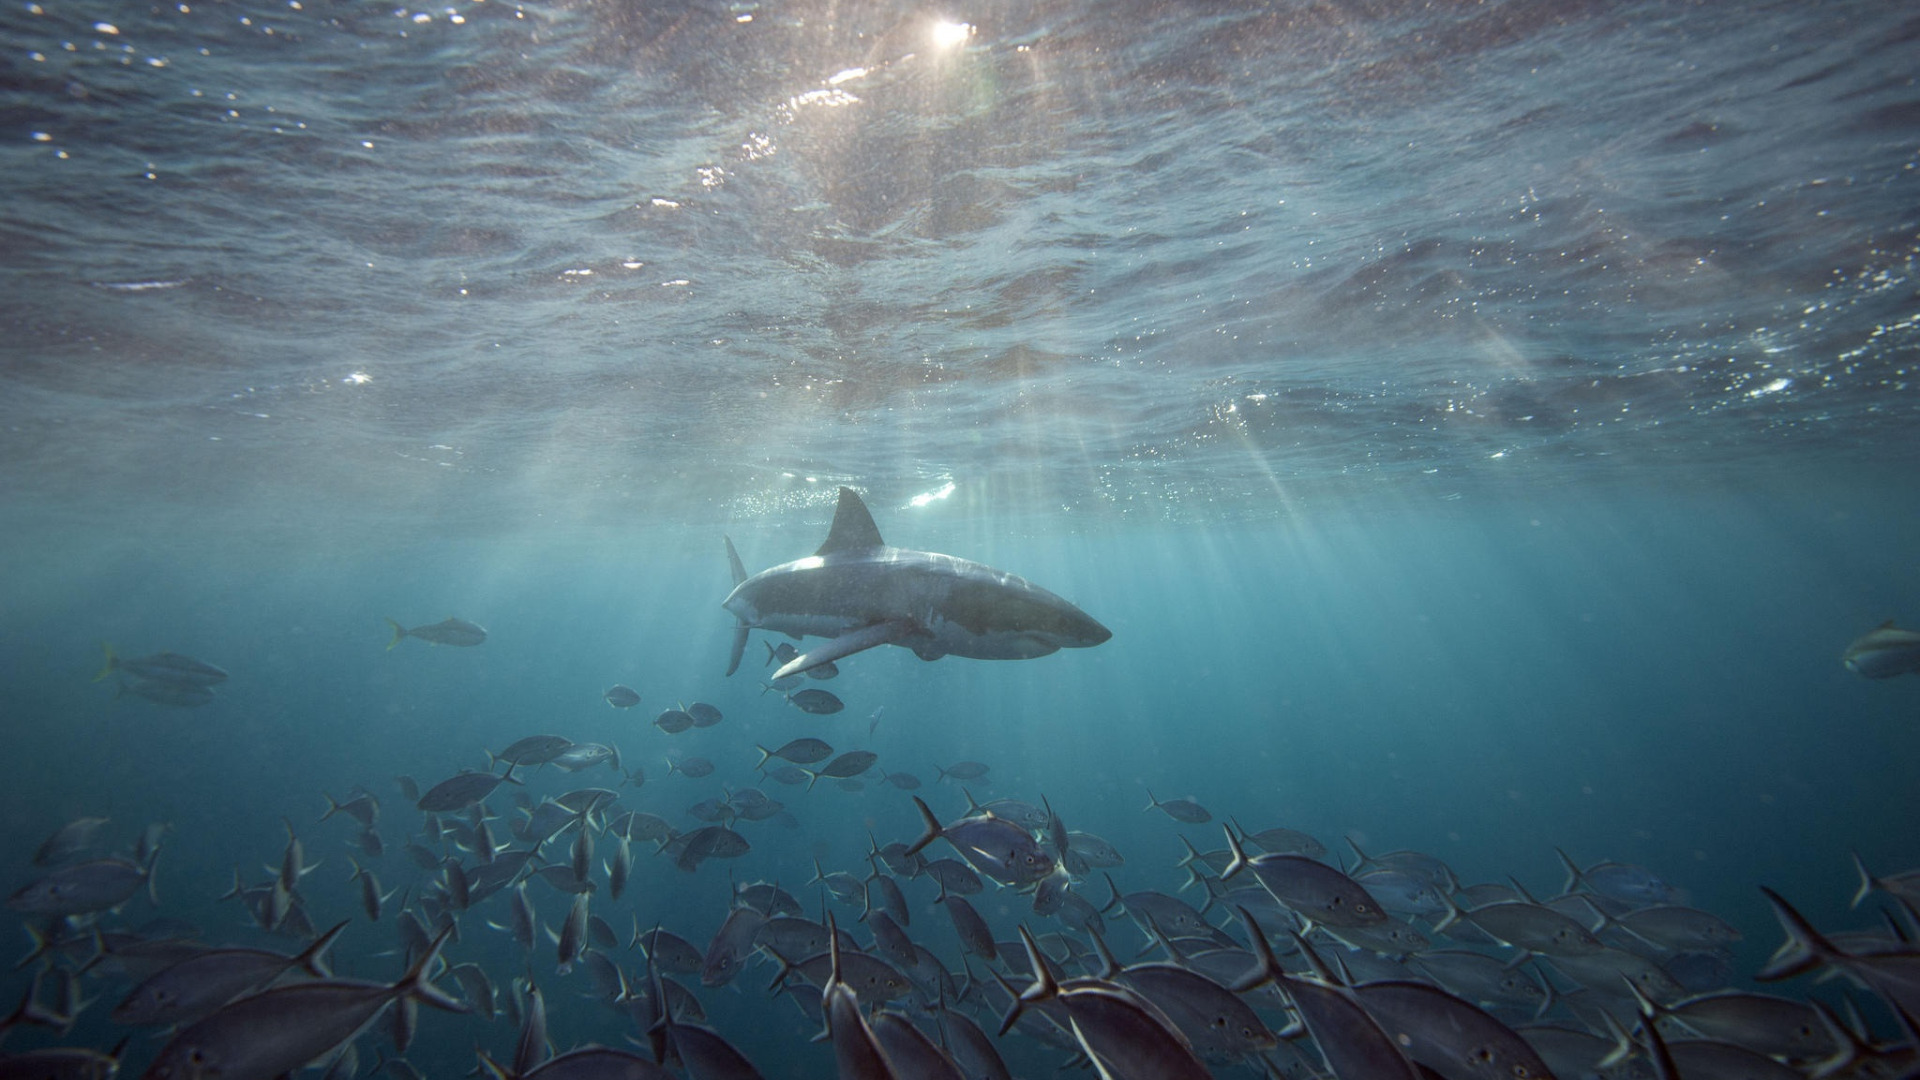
4,0,1919,1075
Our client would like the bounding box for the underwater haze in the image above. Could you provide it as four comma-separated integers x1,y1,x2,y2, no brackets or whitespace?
3,0,1919,1077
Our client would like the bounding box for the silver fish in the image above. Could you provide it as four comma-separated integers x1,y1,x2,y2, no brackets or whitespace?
1554,847,1681,906
1003,926,1212,1080
817,913,899,1080
113,921,346,1027
1229,917,1422,1080
1351,976,1558,1080
555,893,589,975
785,689,844,715
348,858,395,922
609,836,632,902
9,853,157,916
937,887,998,962
1842,619,1920,678
95,644,228,686
666,756,715,779
806,751,878,790
664,1021,765,1079
603,684,641,708
1143,789,1211,824
700,907,768,988
417,771,515,814
1409,950,1548,1014
869,874,910,928
32,817,112,867
865,911,917,971
1437,887,1604,956
490,736,575,769
940,1008,1015,1080
636,927,704,976
551,743,620,773
1222,825,1386,930
385,616,486,648
870,1010,964,1080
141,928,466,1080
905,796,1055,886
1068,830,1125,869
755,739,833,768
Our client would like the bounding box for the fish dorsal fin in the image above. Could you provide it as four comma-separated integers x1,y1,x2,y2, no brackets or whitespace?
816,488,885,556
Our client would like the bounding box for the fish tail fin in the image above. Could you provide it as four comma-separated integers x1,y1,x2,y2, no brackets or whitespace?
1596,1009,1636,1070
765,952,798,995
1085,925,1120,980
1220,822,1249,881
1554,846,1585,896
1849,851,1878,909
724,535,747,588
1014,925,1058,1007
320,793,343,823
1345,833,1373,873
1291,931,1340,984
1756,886,1839,981
14,924,52,972
723,538,749,677
397,927,468,1013
726,626,749,678
1227,906,1281,993
474,1051,512,1080
803,769,821,793
93,642,116,682
989,963,1029,1037
298,920,350,978
753,745,774,772
1142,788,1159,812
0,969,65,1038
903,796,942,857
1433,886,1462,933
1099,872,1123,915
143,844,161,908
385,619,407,650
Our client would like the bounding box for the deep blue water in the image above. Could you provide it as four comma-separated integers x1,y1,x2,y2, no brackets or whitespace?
3,0,1919,1076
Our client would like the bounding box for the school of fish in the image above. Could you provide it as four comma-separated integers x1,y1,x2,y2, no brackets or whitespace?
7,615,1917,1076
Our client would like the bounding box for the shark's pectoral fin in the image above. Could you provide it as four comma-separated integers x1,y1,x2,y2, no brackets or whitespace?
773,620,914,681
726,625,749,677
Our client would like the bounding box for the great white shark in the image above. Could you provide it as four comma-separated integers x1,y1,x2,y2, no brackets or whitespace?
722,487,1111,680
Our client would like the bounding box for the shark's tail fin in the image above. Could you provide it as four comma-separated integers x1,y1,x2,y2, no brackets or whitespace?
724,537,750,677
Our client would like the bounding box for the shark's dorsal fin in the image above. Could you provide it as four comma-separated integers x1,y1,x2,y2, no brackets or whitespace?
816,487,885,555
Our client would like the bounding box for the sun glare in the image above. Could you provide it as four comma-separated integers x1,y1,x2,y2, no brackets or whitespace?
930,19,973,49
